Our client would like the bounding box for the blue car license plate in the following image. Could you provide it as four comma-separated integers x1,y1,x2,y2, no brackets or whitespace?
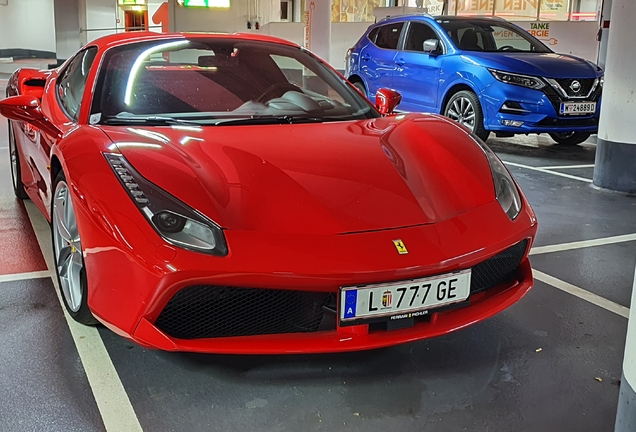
559,101,596,115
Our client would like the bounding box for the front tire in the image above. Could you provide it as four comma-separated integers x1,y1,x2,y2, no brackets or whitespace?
351,80,368,100
444,90,490,141
549,132,590,146
8,120,29,200
51,171,98,325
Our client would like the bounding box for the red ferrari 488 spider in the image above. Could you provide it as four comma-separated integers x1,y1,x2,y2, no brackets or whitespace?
1,32,537,354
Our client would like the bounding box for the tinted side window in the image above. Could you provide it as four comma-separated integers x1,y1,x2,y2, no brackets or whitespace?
404,22,440,52
367,27,379,43
374,22,404,50
57,47,98,120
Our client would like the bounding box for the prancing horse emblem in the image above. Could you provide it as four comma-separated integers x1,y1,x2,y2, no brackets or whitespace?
393,239,408,254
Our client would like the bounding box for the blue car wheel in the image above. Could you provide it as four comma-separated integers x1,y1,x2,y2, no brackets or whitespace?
351,80,368,101
549,132,591,146
444,90,490,141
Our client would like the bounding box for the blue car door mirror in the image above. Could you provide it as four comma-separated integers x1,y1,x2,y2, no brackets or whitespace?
423,39,441,55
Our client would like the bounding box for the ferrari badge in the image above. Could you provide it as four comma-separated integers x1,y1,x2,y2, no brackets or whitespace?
393,239,408,254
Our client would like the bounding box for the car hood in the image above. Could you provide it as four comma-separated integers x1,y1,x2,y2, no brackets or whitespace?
463,52,602,78
100,114,495,235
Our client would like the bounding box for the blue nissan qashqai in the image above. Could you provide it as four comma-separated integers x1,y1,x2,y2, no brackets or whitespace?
346,15,604,145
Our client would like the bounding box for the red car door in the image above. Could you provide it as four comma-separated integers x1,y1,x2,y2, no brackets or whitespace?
33,47,99,217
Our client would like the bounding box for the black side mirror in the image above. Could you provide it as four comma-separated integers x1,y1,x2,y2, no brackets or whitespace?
423,39,441,55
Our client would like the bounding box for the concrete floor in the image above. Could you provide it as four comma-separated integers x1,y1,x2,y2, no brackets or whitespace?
1,81,634,431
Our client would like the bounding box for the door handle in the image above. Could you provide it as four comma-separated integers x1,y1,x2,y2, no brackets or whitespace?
362,54,371,61
395,58,406,66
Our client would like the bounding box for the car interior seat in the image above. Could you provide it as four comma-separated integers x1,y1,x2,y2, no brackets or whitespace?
407,30,427,52
459,29,483,51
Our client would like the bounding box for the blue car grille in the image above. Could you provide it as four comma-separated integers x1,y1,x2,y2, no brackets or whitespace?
553,78,597,97
542,84,602,114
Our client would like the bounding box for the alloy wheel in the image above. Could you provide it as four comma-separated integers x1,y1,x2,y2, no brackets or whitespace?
52,180,84,313
447,97,476,131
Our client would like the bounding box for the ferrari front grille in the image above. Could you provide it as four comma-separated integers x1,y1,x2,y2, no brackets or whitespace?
155,286,332,339
470,239,528,294
154,240,528,340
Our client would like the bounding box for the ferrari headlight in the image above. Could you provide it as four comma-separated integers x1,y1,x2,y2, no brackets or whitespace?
489,69,545,90
104,153,228,256
472,136,522,220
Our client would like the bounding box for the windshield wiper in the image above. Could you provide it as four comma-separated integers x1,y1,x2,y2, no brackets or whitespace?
212,116,343,126
101,115,201,126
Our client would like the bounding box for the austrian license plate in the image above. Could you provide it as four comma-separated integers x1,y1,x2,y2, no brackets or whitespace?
339,269,471,325
559,101,596,115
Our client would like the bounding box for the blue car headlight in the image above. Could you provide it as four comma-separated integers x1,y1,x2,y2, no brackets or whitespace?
104,152,228,256
489,69,545,90
471,135,522,220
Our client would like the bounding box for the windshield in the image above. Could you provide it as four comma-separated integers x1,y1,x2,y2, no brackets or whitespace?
437,20,551,53
90,37,378,125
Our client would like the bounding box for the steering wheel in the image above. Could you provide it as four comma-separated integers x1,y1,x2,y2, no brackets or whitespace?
498,45,517,51
256,82,303,103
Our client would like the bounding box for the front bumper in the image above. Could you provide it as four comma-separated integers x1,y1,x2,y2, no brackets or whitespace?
133,259,533,354
80,191,537,353
481,80,601,134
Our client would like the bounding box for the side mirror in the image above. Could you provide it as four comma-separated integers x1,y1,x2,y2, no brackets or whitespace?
423,39,441,55
375,88,402,115
0,95,61,138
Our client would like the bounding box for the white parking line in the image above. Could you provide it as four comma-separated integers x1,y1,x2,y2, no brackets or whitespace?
531,233,636,255
533,269,630,319
535,164,595,170
0,270,51,283
24,201,143,432
503,161,593,183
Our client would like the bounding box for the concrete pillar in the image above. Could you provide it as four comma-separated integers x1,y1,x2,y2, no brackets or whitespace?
53,0,82,64
593,0,636,193
53,0,126,64
303,0,331,63
597,0,612,70
616,265,636,431
82,0,120,43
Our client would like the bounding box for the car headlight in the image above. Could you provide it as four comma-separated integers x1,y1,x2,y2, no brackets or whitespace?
104,152,228,256
599,75,604,87
489,69,545,90
472,136,522,220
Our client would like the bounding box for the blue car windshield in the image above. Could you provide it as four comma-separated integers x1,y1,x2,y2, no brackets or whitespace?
437,19,552,53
